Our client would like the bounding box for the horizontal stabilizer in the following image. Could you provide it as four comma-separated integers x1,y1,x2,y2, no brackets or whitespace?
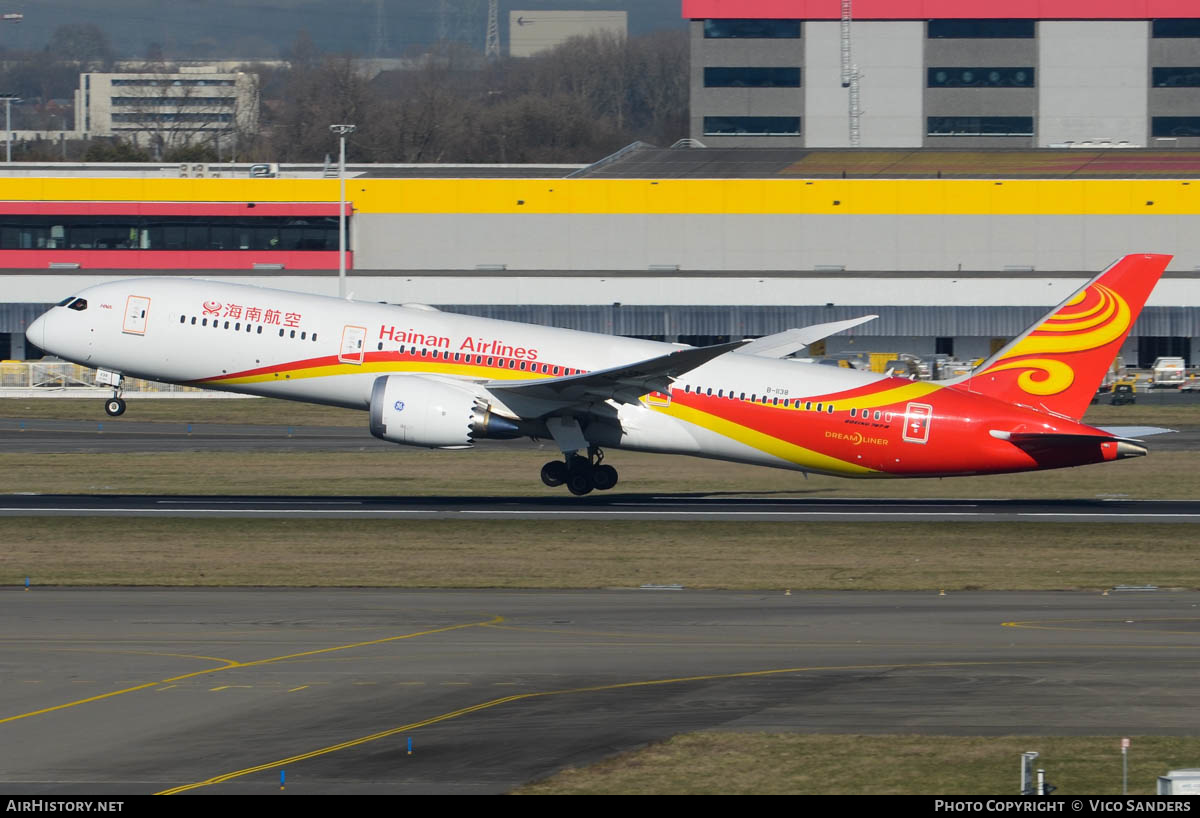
1098,425,1176,439
736,315,877,359
989,429,1147,459
487,339,747,405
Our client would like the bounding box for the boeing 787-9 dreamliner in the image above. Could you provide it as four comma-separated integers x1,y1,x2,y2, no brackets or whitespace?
26,253,1172,494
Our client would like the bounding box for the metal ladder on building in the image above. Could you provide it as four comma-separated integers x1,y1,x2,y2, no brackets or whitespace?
841,0,862,147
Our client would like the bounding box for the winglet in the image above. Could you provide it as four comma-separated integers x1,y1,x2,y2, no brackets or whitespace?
737,315,878,359
955,253,1171,420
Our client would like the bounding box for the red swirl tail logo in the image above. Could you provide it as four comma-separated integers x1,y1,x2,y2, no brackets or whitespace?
976,283,1130,397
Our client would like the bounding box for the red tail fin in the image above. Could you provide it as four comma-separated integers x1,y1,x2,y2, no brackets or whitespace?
955,253,1171,419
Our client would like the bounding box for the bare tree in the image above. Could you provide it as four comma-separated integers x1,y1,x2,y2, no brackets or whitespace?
269,56,377,162
46,23,114,71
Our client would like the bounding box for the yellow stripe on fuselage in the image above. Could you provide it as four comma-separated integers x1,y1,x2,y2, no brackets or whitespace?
201,360,548,387
821,380,943,412
661,401,879,477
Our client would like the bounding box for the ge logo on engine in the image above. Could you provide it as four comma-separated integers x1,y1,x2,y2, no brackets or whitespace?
394,400,405,412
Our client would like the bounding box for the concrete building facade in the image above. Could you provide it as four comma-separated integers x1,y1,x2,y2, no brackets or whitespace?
686,1,1200,149
75,67,259,155
508,10,628,57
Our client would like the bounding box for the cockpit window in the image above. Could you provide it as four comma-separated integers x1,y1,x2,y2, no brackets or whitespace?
56,296,75,307
67,298,88,311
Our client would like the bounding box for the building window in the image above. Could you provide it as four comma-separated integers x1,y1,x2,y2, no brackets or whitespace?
1153,67,1200,87
927,116,1034,136
703,19,800,39
1152,19,1200,38
111,78,235,86
111,96,235,107
704,67,801,88
927,19,1035,39
0,214,342,252
704,116,801,136
1152,117,1200,137
928,67,1034,88
112,112,234,124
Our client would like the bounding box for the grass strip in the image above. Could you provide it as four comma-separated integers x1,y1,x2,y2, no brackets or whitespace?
0,397,362,426
2,448,1199,499
514,732,1200,795
1,519,1196,589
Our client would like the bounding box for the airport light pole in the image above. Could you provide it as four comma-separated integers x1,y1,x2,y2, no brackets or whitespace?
2,94,20,163
330,124,356,299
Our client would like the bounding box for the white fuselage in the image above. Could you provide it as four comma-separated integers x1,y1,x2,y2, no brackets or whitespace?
27,277,901,473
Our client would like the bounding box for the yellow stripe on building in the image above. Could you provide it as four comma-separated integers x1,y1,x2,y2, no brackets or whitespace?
3,177,1200,216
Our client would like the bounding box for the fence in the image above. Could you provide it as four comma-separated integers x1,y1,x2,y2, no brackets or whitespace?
0,361,228,397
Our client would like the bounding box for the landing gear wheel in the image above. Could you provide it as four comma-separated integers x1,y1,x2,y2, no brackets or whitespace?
592,464,618,491
540,460,568,487
566,470,594,496
104,397,126,417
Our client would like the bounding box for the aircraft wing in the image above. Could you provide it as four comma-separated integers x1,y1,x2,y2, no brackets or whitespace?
735,315,878,359
487,340,747,406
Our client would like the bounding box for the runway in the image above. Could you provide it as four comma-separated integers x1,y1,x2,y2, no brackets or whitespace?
2,588,1198,794
2,492,1200,522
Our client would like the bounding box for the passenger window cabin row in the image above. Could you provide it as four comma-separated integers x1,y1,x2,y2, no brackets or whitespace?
180,314,317,342
372,342,587,376
681,383,838,413
677,383,895,421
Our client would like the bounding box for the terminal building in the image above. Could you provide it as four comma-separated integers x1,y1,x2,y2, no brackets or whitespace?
685,0,1200,149
1,146,1199,370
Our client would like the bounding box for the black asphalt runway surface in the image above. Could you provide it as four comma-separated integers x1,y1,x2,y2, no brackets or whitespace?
2,588,1199,795
2,493,1200,522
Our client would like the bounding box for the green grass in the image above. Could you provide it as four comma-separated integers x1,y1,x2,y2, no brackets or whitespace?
0,397,363,426
1,447,1198,499
515,733,1199,795
2,519,1196,589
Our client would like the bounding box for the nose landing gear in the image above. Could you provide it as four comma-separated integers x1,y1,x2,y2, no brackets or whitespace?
540,446,619,495
98,369,126,416
104,396,127,417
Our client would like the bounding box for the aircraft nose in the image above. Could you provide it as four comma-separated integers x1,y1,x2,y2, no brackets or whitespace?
25,311,47,354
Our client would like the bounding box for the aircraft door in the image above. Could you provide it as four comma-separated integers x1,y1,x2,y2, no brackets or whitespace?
339,325,366,364
902,402,933,444
122,295,151,335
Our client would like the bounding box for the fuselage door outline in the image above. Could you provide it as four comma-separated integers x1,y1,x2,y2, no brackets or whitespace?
122,295,150,335
339,325,366,365
902,401,933,444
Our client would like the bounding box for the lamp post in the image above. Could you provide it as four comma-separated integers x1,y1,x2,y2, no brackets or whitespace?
329,124,356,298
1,94,20,162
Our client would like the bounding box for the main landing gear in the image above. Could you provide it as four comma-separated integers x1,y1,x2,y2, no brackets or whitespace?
540,446,618,496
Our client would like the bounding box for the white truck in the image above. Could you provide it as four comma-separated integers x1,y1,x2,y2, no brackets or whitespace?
1151,356,1186,388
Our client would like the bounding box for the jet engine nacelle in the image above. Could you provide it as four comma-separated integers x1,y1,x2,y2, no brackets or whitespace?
369,374,524,449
